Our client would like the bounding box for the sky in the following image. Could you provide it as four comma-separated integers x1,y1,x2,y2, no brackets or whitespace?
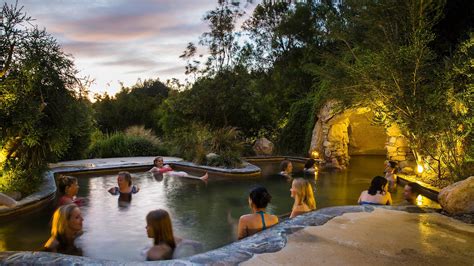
6,0,259,97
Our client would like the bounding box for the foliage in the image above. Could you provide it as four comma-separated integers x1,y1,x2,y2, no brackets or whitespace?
87,131,167,158
312,0,472,180
0,166,43,196
1,3,94,194
169,123,244,168
277,93,321,155
93,78,169,134
158,67,278,138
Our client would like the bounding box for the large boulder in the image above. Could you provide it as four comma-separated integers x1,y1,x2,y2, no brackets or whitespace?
438,176,474,214
253,137,274,156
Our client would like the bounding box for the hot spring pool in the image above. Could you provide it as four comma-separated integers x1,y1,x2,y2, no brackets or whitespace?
0,155,435,261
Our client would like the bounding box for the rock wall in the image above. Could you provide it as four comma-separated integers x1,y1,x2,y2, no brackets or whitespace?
309,101,415,170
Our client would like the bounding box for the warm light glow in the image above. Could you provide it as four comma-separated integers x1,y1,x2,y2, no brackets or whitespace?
417,164,424,174
416,194,423,206
311,151,319,159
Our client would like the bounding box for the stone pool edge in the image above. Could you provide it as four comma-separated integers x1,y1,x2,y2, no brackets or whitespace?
0,205,441,265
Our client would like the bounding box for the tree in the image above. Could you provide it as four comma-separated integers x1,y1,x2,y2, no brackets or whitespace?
0,3,94,194
315,0,472,180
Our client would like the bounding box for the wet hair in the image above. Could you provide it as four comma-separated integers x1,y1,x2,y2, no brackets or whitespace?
304,159,316,169
57,176,78,195
388,161,397,168
280,160,291,172
118,171,132,186
292,178,316,210
368,176,388,195
50,204,81,247
249,186,272,209
146,209,176,249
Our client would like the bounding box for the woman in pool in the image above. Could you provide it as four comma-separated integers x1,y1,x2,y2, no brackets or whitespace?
358,176,393,205
238,186,279,240
57,175,85,207
108,171,140,196
145,209,202,260
279,160,293,178
290,178,316,218
149,157,208,181
43,204,84,255
303,159,317,174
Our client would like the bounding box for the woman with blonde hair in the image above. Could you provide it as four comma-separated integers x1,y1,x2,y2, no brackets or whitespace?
43,204,84,255
290,178,316,218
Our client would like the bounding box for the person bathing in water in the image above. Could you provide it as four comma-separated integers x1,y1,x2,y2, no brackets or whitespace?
149,157,208,181
108,171,140,196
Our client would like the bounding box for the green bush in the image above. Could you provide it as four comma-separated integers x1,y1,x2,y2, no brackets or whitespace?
0,167,43,196
87,132,168,158
170,124,244,168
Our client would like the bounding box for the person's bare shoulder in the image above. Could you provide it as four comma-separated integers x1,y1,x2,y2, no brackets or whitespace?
44,237,59,251
146,244,172,261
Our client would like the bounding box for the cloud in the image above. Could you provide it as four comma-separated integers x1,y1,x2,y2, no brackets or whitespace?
101,57,158,68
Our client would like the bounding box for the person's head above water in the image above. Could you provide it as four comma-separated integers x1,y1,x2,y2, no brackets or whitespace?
57,175,78,196
248,186,272,209
146,209,176,248
117,171,132,187
404,182,420,203
153,157,164,167
280,160,293,173
291,178,316,209
368,176,388,195
304,159,316,169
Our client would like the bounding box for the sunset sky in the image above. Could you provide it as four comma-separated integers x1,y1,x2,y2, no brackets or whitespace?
6,0,258,97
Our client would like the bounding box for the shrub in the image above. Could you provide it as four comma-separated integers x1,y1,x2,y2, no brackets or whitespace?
87,131,167,158
170,124,244,168
0,167,43,196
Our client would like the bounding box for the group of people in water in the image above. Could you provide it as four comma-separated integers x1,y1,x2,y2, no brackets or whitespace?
40,157,421,260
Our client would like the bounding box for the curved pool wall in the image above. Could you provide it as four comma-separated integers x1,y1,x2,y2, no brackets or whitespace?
1,205,441,265
0,156,442,264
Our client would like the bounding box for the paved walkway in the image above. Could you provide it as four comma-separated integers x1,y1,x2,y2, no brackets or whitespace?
244,208,474,266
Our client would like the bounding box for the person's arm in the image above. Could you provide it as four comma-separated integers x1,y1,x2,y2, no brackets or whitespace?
43,237,59,252
108,187,118,195
146,244,172,261
0,193,18,207
237,216,249,240
290,205,305,218
386,192,393,205
357,192,363,204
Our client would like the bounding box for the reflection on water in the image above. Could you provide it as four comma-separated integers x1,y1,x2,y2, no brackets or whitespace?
0,155,436,261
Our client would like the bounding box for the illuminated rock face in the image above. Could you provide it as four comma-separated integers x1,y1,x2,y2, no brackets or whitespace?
309,101,415,170
438,176,474,214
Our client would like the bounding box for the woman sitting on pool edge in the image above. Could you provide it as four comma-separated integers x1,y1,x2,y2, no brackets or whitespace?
358,176,392,205
43,204,84,255
145,209,202,260
290,178,316,218
108,171,140,196
238,186,279,240
149,157,208,181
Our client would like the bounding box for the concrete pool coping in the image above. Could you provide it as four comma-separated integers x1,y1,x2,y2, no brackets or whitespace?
3,205,472,265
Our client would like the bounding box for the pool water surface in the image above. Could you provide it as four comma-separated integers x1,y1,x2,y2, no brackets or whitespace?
1,156,434,261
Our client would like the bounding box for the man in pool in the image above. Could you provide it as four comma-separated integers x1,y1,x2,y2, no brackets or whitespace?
403,182,420,205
